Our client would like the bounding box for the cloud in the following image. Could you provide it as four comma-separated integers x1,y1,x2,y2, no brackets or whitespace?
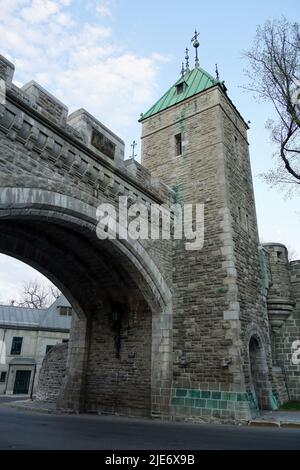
20,0,60,24
0,0,170,294
96,1,112,18
0,255,52,304
0,0,168,138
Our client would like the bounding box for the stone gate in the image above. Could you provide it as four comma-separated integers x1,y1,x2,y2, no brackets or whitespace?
0,53,299,423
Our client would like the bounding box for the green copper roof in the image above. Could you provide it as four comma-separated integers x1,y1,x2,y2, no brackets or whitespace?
139,66,220,121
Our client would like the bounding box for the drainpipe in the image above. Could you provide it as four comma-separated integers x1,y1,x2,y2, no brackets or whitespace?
30,365,37,400
4,363,11,395
0,328,7,363
282,365,291,401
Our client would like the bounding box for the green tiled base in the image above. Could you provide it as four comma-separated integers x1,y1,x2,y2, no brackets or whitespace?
269,389,280,410
171,388,260,421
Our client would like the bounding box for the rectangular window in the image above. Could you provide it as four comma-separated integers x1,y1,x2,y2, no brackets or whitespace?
62,339,69,344
59,306,72,316
45,345,53,354
176,83,184,95
0,371,6,383
175,133,182,156
10,337,23,355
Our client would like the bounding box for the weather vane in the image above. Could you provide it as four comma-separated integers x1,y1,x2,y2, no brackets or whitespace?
131,140,137,160
191,30,200,68
215,64,220,81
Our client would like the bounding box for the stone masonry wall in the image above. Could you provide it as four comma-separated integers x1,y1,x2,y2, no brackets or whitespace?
273,260,300,401
36,343,68,403
0,54,173,419
141,86,265,421
85,295,152,417
220,93,274,410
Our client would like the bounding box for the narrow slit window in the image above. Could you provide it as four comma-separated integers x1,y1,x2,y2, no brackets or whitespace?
175,133,182,156
238,207,241,223
246,214,250,233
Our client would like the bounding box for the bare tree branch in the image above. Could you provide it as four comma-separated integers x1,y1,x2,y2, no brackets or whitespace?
17,280,61,309
243,17,300,189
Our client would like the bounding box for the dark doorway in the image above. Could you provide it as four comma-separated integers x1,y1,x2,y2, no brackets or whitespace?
249,337,271,410
13,370,31,394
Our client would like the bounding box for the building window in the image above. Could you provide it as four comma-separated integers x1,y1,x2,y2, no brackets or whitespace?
62,339,69,344
0,372,6,383
176,83,184,95
59,306,72,316
246,214,250,233
10,337,23,355
175,133,182,156
46,345,54,354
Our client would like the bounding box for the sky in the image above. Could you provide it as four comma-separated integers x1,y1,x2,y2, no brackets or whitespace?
0,0,299,302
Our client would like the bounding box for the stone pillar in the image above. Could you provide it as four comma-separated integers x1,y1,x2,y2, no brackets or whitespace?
151,305,173,418
0,55,15,87
56,313,89,412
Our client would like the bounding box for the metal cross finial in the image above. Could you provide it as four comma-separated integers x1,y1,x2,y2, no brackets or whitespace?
185,48,190,72
215,63,220,81
191,29,200,68
131,140,137,160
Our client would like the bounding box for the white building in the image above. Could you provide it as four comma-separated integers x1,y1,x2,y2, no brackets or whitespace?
0,296,72,396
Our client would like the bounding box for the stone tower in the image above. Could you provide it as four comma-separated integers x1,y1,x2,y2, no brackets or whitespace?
263,244,300,403
140,60,275,420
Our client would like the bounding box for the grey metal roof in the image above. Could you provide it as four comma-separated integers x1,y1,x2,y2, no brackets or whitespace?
0,295,72,331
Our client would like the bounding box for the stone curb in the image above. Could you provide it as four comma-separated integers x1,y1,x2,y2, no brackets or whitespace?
249,419,300,428
280,422,300,429
249,420,280,428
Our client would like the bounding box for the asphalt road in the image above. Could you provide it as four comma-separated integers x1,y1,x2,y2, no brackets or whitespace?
0,406,299,450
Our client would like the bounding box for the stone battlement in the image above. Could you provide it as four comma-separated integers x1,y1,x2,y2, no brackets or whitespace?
0,54,171,205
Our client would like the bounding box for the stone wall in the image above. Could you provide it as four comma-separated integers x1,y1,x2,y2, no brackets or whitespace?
141,85,275,421
36,343,68,403
0,54,174,419
2,52,298,423
220,95,274,411
85,296,152,417
271,259,300,401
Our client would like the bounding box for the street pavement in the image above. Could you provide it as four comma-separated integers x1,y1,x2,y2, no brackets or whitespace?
0,405,299,450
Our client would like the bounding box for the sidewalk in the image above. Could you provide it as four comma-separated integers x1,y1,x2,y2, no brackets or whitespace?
249,411,300,428
1,398,58,414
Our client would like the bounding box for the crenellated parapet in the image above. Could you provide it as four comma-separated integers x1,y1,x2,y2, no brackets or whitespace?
290,260,300,309
0,54,172,207
263,243,295,333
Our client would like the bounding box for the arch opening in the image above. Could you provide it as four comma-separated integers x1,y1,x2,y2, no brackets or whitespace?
0,193,172,417
249,336,271,411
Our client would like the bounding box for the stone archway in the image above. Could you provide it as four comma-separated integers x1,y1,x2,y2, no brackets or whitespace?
0,187,173,417
249,335,271,411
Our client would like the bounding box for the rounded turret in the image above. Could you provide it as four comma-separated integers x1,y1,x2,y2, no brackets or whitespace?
263,243,295,332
